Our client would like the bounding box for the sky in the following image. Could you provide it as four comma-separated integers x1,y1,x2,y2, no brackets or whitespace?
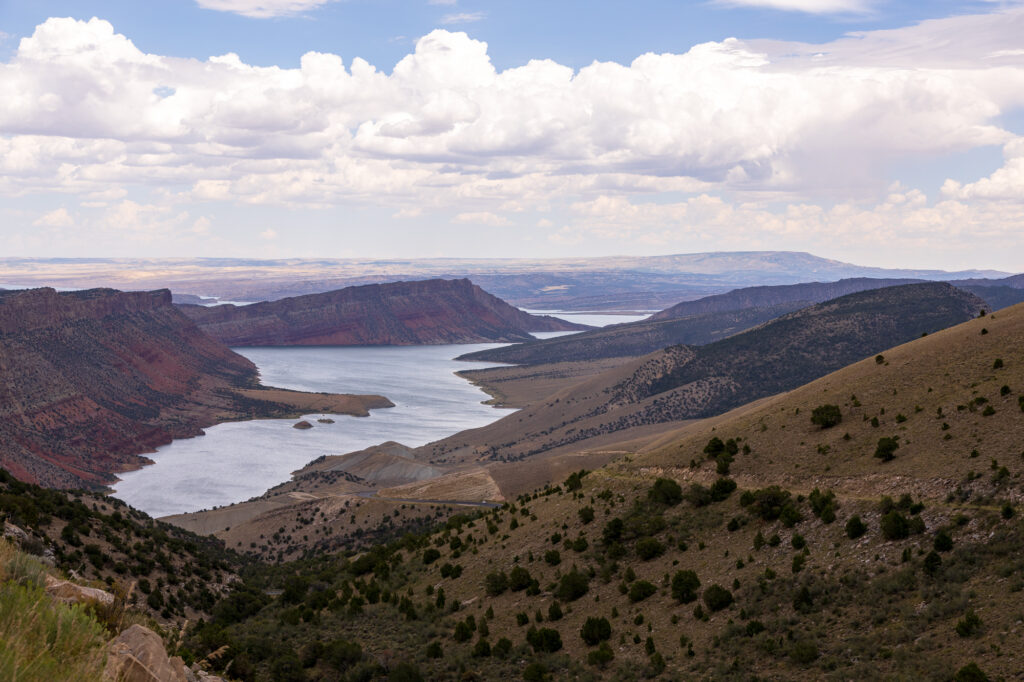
1,0,1023,271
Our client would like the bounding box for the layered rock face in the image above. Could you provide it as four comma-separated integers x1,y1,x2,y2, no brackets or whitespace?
0,288,260,489
179,278,589,346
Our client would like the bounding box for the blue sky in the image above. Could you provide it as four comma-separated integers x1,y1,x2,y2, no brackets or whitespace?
0,1,998,70
0,0,1022,270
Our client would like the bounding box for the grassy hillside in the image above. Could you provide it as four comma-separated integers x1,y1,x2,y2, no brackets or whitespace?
172,301,1023,682
422,283,984,471
0,470,244,623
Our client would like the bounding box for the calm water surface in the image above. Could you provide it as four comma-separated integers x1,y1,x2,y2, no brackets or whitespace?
113,316,647,517
113,343,513,517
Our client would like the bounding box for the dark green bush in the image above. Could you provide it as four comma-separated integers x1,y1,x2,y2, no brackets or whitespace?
636,537,665,561
956,611,982,638
628,580,657,603
485,571,509,596
526,627,563,653
671,570,700,603
934,529,954,552
580,616,612,645
874,437,899,462
578,506,595,524
554,568,590,602
880,511,910,540
953,662,989,682
648,478,683,506
587,642,614,667
845,515,867,539
740,487,792,521
509,566,532,591
709,477,737,502
811,404,842,428
703,584,733,612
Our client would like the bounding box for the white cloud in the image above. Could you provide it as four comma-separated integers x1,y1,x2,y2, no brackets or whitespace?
195,0,334,18
33,207,73,228
1,12,1023,262
557,191,1024,267
714,0,873,13
428,0,458,5
440,12,485,24
942,138,1024,200
2,14,1020,211
260,228,278,239
453,211,511,226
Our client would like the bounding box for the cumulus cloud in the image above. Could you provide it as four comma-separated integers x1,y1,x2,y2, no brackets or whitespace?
714,0,873,13
33,207,73,227
942,138,1024,200
195,0,334,18
0,12,1023,261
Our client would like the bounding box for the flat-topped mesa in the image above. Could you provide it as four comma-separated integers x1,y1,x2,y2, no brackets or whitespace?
0,287,390,490
178,278,590,346
0,287,172,332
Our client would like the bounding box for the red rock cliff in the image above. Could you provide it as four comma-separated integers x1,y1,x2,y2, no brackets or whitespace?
179,278,589,346
0,288,261,489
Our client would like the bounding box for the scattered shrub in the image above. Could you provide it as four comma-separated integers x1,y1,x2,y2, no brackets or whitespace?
874,437,899,462
554,568,590,602
628,580,657,603
811,404,842,428
671,570,701,603
526,627,563,653
587,642,614,667
636,537,666,561
648,478,683,506
484,571,509,596
880,511,910,540
580,616,612,645
953,662,990,682
703,584,733,612
845,515,867,539
956,611,982,638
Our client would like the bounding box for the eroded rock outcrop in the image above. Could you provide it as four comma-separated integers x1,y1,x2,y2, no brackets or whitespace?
0,288,256,489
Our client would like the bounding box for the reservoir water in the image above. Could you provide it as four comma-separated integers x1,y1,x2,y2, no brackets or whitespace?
112,314,650,518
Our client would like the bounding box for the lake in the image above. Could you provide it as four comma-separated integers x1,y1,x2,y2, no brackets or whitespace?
112,314,650,518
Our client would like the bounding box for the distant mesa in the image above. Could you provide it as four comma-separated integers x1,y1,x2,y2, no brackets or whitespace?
179,278,590,347
292,420,313,430
317,418,335,424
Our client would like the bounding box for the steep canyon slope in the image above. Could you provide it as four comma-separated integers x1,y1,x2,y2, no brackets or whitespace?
0,288,390,489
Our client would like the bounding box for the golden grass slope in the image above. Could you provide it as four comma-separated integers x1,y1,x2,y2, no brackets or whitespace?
637,302,1024,504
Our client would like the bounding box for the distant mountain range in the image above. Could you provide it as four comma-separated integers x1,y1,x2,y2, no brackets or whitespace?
461,276,1024,365
1,252,1015,311
178,278,588,346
